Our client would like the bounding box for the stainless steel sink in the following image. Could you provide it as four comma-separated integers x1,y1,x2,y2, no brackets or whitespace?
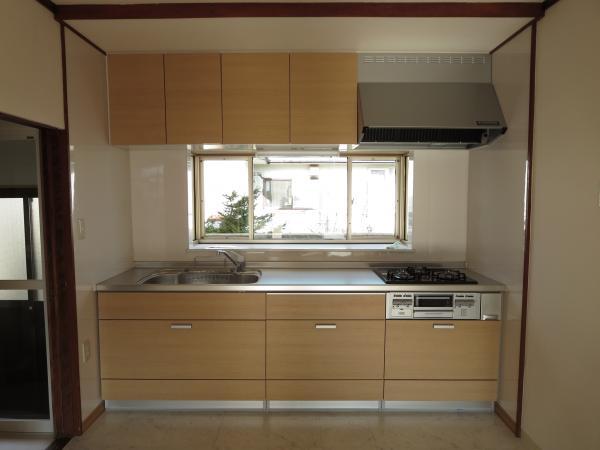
138,269,261,285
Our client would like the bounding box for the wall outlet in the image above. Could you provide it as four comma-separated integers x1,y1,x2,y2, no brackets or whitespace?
77,218,86,240
82,339,91,363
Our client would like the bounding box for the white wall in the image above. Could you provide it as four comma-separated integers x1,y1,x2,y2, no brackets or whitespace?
522,0,600,449
65,29,134,421
130,146,469,263
0,0,64,129
467,29,531,420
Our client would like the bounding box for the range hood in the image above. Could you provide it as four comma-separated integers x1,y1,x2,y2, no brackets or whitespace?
358,82,507,149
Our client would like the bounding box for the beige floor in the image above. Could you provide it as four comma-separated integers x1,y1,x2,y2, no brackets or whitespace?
65,411,536,450
0,432,53,450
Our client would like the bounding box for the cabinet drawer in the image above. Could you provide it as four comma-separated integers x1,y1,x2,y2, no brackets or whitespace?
267,380,382,401
100,320,265,379
267,320,384,379
384,380,497,401
98,292,265,320
385,320,500,380
266,293,384,319
102,380,265,401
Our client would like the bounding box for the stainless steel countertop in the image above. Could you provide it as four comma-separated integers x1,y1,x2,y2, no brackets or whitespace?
97,267,504,293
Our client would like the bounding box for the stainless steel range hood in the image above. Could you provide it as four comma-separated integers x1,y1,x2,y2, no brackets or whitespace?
358,82,507,149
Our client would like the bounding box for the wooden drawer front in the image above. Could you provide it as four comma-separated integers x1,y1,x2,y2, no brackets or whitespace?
267,380,383,401
385,320,501,380
98,292,265,320
100,320,265,379
384,380,498,401
267,320,384,379
164,53,222,144
266,293,384,319
107,54,166,145
222,53,290,144
102,380,265,401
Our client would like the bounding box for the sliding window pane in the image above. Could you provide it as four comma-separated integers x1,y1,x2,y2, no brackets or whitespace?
253,156,347,240
202,159,249,238
351,160,396,236
0,199,27,300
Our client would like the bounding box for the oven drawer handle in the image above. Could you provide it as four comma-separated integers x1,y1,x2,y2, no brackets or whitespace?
433,323,455,330
315,324,337,329
482,314,499,321
170,323,192,330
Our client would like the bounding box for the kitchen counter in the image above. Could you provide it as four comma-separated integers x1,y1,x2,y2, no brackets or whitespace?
97,267,504,293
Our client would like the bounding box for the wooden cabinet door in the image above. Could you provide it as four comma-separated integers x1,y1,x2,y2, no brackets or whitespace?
164,54,222,144
267,320,384,379
222,53,289,143
385,320,501,380
290,53,357,144
107,54,166,145
100,320,265,379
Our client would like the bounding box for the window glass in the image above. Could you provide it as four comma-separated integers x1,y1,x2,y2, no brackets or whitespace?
405,157,414,242
202,159,249,238
351,160,396,236
253,156,347,240
0,199,27,300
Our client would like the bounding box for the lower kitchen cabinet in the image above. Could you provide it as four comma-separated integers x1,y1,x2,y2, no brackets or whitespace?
266,320,385,379
267,380,383,401
102,379,265,401
385,320,501,380
99,320,265,380
384,380,498,401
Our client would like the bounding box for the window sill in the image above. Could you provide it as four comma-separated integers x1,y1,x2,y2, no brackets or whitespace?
188,242,413,252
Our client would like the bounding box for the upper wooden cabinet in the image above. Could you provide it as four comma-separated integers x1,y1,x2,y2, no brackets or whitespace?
221,53,290,144
107,54,166,145
290,53,358,144
164,54,223,144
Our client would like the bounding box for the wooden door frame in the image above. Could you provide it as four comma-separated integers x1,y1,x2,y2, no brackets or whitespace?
0,24,82,439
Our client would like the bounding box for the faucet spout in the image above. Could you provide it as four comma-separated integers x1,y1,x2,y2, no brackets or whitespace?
216,250,246,272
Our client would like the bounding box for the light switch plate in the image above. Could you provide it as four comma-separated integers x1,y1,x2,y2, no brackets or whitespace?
77,218,85,240
82,339,91,363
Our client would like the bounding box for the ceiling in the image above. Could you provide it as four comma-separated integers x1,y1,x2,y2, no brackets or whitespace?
66,16,531,53
57,1,540,53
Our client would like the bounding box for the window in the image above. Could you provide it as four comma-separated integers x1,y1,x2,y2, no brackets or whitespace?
193,154,409,243
0,191,42,300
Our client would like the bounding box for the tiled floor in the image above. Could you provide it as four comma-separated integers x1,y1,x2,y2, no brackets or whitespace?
0,432,53,450
65,411,536,450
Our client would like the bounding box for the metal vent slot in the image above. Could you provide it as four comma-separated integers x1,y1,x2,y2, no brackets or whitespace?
361,127,487,144
360,55,487,65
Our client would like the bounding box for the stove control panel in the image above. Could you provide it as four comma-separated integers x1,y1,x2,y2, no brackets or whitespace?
387,293,414,318
386,292,489,320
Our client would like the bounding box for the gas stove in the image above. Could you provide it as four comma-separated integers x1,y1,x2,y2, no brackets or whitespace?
374,266,478,284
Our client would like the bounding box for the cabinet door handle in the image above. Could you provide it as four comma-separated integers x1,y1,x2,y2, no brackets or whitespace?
482,314,499,321
170,323,192,330
433,323,455,330
315,324,337,329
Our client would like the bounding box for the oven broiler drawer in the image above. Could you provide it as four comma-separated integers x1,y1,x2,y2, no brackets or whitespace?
386,292,498,320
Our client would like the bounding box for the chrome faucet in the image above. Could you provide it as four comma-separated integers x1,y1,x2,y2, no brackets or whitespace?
216,250,246,272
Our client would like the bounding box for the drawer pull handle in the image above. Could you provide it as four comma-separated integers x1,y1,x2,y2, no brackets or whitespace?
433,324,455,330
482,314,499,321
170,323,192,330
315,324,337,329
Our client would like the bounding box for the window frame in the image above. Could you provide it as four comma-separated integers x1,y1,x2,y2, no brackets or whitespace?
192,152,408,244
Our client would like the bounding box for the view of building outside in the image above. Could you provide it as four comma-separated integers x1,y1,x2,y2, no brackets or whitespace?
351,160,396,236
253,156,347,239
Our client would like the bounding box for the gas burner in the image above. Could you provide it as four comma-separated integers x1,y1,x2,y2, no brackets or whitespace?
375,266,477,284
